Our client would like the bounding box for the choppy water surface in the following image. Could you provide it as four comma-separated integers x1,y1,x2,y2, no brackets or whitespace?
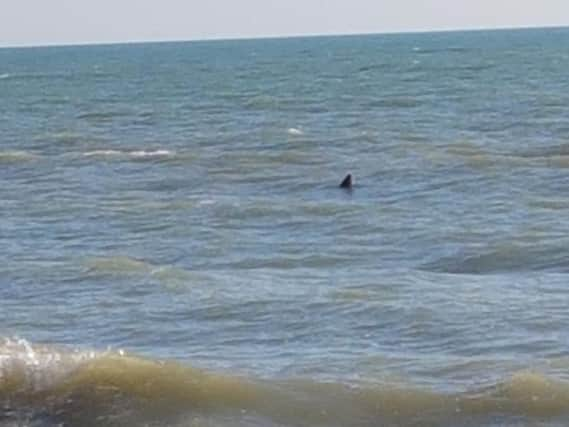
2,27,569,426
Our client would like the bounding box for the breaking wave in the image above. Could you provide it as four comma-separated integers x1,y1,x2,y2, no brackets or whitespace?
2,338,569,426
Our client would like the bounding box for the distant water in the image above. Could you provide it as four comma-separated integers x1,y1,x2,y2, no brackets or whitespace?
2,27,569,426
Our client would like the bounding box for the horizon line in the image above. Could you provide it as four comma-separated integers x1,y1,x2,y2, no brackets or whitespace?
1,23,567,50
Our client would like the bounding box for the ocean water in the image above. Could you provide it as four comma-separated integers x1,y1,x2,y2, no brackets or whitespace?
2,27,569,426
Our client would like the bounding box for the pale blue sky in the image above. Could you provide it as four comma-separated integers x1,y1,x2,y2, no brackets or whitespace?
2,0,568,47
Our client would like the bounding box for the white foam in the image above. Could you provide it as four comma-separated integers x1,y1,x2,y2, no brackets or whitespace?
83,149,173,158
287,127,304,136
130,149,172,157
0,337,101,392
0,73,10,80
83,150,122,157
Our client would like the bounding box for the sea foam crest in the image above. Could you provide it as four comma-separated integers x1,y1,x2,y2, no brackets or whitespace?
83,149,173,158
130,149,172,157
287,127,304,136
82,150,122,157
0,337,102,392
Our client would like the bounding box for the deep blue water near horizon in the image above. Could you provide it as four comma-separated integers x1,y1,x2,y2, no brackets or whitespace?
2,27,569,426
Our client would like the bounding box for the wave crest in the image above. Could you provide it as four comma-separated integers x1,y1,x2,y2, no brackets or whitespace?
0,150,38,163
2,338,569,426
82,149,173,158
421,241,569,274
82,256,196,289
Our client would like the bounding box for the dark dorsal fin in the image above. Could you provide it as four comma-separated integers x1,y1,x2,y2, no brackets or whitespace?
339,173,352,189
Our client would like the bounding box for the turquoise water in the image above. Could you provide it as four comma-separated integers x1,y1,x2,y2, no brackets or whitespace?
2,27,569,426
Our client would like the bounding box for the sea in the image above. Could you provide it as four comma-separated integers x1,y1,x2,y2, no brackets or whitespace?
2,27,569,426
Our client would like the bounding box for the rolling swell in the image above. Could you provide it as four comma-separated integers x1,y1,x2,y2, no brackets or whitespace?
422,241,569,275
2,338,569,427
82,256,196,290
0,150,39,164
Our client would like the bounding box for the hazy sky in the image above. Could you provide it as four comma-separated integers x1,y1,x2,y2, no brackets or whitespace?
2,0,568,47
